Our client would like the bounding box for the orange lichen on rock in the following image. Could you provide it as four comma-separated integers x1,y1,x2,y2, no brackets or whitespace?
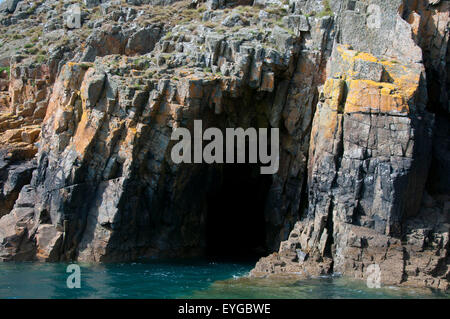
73,110,98,155
344,80,408,115
326,45,424,115
322,78,345,111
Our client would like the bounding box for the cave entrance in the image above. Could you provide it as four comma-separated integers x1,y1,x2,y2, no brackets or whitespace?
205,163,272,261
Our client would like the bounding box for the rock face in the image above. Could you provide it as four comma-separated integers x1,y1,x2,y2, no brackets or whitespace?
252,45,447,290
251,0,450,290
0,0,448,291
0,0,21,14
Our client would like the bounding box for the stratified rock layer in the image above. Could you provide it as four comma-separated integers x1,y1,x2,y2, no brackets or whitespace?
251,0,449,291
252,45,448,291
0,0,448,291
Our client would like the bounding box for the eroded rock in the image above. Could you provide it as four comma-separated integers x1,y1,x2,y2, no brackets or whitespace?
0,0,448,292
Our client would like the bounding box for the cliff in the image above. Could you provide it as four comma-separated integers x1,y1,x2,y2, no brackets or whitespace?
0,0,448,290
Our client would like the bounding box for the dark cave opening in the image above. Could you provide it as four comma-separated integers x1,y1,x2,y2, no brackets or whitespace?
205,163,272,261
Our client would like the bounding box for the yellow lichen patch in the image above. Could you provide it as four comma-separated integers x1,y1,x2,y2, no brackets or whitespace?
338,45,380,66
354,52,379,63
337,45,376,65
323,78,345,111
335,46,421,97
328,46,423,115
344,80,408,115
387,71,421,102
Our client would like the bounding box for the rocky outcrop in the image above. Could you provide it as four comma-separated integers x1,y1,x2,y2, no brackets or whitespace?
0,59,54,217
251,0,449,290
0,0,21,14
0,2,335,262
252,45,448,290
0,0,448,291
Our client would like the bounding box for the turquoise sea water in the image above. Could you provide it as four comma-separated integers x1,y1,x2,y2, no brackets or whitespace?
0,260,448,299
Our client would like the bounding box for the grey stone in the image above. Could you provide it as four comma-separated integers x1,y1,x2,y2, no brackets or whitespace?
282,15,309,34
84,0,101,8
221,13,248,27
0,0,21,14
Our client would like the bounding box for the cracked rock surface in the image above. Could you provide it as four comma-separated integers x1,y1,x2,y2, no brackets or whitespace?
0,0,448,290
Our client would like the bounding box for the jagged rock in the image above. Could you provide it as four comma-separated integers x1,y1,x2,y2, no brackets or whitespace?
207,0,224,10
84,0,101,8
254,0,285,7
251,43,447,290
0,4,323,261
0,0,448,292
221,13,248,27
207,0,252,10
0,0,21,14
125,26,163,55
282,14,310,34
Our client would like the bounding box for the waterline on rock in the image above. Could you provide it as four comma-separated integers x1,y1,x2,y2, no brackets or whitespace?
0,261,448,299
